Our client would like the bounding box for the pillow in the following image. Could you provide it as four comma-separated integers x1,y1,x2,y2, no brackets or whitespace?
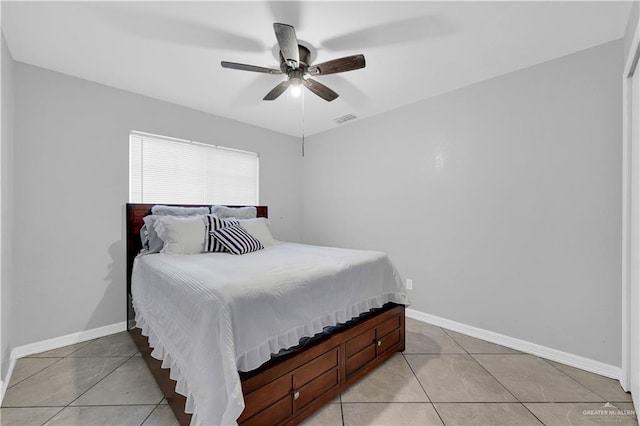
211,205,257,220
153,216,206,255
236,218,278,247
141,215,165,254
213,224,264,255
151,205,210,216
139,206,209,254
203,215,239,252
140,224,150,252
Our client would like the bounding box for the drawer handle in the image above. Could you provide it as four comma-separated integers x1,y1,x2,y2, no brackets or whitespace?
377,340,382,347
293,391,300,400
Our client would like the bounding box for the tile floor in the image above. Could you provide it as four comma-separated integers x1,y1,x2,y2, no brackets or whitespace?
0,318,636,426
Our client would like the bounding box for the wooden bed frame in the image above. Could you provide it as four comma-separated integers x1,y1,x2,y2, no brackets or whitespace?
126,204,405,425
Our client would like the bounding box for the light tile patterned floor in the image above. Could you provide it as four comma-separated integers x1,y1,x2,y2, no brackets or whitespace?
0,318,636,425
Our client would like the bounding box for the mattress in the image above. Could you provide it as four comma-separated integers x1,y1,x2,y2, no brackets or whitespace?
131,242,409,426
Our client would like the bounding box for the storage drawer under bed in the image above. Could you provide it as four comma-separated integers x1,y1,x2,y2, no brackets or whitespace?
345,314,402,378
239,346,340,425
237,305,405,426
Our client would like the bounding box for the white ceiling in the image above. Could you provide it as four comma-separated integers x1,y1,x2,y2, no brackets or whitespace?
2,1,632,137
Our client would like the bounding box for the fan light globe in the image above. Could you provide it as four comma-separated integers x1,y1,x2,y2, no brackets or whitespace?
290,85,302,97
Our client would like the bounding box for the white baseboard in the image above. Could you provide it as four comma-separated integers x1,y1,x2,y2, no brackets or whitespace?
0,321,126,403
0,355,16,403
406,308,622,380
11,321,127,359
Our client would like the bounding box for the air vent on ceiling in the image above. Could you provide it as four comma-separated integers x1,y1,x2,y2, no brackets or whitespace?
333,114,357,124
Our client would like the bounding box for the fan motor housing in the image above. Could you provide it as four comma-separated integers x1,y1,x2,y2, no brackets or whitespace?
280,45,311,72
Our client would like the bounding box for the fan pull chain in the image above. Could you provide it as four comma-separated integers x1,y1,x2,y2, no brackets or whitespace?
301,90,305,157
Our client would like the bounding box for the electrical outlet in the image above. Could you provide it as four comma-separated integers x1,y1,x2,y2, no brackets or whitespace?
406,278,413,290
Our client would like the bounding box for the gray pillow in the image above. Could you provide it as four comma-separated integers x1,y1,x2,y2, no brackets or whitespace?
151,205,210,216
211,205,257,220
140,215,165,254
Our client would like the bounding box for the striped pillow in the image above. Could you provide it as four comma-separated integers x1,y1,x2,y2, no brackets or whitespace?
213,224,264,255
203,215,239,252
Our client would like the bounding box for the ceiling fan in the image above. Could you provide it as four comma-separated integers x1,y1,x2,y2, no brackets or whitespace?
221,23,366,102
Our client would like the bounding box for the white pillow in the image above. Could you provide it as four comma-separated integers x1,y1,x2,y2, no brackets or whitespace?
153,216,206,255
211,205,257,219
139,206,209,255
237,217,278,246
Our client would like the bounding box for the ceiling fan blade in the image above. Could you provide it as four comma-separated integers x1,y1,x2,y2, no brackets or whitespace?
263,81,290,101
304,78,339,102
221,61,282,74
273,23,300,68
322,16,452,50
96,4,265,53
267,2,302,30
307,54,366,76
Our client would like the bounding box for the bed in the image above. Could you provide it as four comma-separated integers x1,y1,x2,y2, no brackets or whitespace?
126,204,408,425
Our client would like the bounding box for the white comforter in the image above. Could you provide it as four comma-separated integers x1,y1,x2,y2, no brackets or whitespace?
131,242,408,426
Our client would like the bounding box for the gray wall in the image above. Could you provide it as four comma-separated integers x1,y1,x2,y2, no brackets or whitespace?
1,32,14,379
302,41,623,366
623,4,639,403
12,63,303,347
624,1,639,63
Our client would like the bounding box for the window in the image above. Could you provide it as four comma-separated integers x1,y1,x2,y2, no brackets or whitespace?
129,131,259,205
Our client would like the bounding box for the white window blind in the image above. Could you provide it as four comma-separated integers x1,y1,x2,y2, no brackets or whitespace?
129,132,259,205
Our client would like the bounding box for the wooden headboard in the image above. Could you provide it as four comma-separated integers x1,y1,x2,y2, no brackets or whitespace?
125,204,268,328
